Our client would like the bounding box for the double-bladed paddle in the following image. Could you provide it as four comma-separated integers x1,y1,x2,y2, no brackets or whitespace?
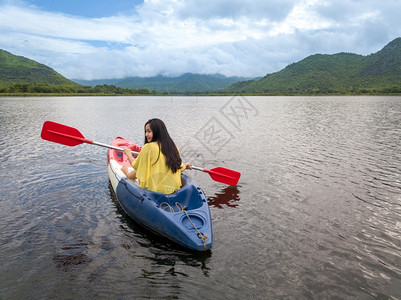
41,121,241,186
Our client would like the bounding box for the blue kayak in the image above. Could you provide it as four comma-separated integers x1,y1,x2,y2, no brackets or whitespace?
107,137,213,251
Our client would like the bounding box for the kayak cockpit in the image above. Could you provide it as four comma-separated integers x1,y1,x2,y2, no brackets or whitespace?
124,175,206,212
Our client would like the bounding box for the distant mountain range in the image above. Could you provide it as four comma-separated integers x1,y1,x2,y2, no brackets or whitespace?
1,37,400,94
224,37,401,94
74,73,252,93
0,49,77,86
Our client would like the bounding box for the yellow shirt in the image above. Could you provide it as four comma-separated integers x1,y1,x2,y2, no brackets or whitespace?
132,142,186,194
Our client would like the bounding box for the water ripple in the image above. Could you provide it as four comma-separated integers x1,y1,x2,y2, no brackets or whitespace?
1,96,401,299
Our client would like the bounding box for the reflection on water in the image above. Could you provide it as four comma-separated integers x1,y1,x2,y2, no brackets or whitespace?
53,240,93,270
207,185,240,209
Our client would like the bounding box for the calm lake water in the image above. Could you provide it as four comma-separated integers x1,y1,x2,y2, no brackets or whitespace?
0,95,400,299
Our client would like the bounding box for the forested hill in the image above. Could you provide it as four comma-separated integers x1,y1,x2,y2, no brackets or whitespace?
224,37,401,94
75,73,250,93
1,37,400,95
0,49,77,85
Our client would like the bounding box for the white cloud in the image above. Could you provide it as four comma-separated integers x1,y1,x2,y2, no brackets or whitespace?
0,5,134,42
0,0,400,80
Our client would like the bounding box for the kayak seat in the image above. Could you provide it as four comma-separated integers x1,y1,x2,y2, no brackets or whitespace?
155,181,205,212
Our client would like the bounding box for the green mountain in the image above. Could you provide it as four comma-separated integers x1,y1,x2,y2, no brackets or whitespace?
75,73,251,93
2,37,400,95
0,49,78,85
225,38,401,94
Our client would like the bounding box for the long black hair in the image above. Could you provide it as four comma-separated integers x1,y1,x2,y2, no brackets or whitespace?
144,118,182,173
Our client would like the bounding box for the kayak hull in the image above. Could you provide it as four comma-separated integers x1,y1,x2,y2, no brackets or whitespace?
107,137,213,251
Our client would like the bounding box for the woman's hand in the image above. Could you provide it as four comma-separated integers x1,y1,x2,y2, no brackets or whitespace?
123,147,135,165
185,162,192,170
123,147,132,157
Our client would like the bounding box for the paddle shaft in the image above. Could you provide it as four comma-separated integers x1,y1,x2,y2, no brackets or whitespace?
82,140,219,180
41,121,240,185
81,141,238,184
92,141,140,156
92,143,233,183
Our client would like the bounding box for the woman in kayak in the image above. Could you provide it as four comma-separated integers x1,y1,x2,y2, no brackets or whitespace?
121,118,192,194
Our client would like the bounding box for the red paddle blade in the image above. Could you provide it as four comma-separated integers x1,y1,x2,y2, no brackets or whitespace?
41,121,93,146
206,167,241,186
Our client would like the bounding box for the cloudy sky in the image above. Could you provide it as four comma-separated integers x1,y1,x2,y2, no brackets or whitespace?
1,0,400,80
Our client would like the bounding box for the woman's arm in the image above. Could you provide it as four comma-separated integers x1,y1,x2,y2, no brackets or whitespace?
122,147,137,180
123,147,136,167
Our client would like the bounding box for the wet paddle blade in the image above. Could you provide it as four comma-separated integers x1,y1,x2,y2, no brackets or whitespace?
41,121,92,146
206,167,241,186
